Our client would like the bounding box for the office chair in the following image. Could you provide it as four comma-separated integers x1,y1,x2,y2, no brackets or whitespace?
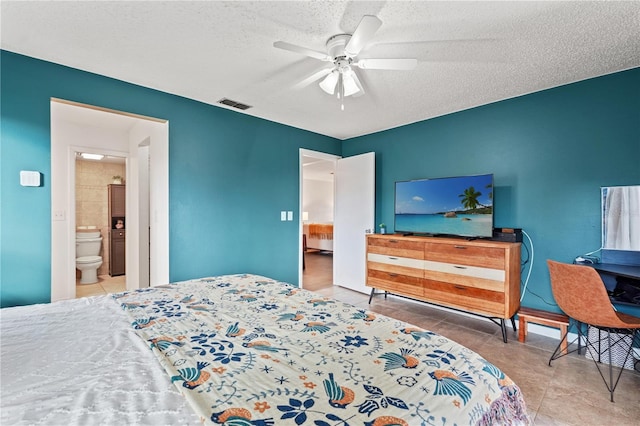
546,260,640,402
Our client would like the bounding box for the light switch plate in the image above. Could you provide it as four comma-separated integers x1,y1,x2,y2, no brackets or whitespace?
281,211,287,221
287,211,293,221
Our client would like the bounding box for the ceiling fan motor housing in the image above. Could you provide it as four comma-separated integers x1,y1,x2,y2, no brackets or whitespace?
326,34,352,59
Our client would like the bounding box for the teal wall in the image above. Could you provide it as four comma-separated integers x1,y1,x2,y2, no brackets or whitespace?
343,68,640,316
2,50,639,316
0,50,340,307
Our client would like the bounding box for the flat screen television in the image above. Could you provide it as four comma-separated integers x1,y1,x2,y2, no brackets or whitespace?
394,173,494,238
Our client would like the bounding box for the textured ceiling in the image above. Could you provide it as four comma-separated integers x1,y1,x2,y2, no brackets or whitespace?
2,1,639,140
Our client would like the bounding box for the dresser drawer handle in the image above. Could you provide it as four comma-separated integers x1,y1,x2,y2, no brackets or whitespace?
454,285,467,291
453,265,467,269
388,257,398,260
389,240,399,243
454,246,467,249
388,273,398,278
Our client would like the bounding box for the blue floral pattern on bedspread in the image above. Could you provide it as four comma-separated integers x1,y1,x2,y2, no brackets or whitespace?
115,274,529,425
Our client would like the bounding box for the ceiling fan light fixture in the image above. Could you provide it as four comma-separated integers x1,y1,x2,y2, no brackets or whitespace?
319,71,338,95
342,71,360,97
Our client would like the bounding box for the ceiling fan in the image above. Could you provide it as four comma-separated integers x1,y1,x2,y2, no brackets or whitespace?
274,15,417,110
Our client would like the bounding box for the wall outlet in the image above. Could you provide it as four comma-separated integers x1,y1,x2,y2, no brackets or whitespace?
53,210,65,221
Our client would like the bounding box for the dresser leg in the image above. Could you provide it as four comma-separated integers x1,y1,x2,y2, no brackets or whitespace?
511,315,517,332
368,288,376,304
501,319,508,343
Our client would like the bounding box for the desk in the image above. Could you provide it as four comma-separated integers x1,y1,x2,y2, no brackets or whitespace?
592,263,640,307
593,263,640,281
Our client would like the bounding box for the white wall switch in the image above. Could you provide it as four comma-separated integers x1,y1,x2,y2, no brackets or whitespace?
281,211,287,221
287,211,293,221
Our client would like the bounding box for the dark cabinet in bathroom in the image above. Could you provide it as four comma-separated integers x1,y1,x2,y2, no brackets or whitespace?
108,184,126,276
109,184,126,218
110,229,126,276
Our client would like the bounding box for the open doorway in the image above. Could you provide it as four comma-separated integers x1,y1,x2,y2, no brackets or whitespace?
74,152,127,297
299,149,339,291
51,99,169,302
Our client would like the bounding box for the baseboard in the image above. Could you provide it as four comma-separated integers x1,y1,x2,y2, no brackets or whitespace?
384,293,582,344
527,322,581,344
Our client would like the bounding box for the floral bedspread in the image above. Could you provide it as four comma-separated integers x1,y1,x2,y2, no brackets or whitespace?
116,274,529,425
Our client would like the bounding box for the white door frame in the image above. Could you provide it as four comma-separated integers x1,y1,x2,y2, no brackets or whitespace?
299,148,340,288
65,145,128,296
51,100,169,301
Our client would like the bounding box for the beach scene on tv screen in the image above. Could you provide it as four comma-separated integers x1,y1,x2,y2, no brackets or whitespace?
395,174,493,237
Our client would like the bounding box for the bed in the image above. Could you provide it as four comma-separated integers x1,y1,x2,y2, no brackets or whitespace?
1,274,529,425
304,223,333,252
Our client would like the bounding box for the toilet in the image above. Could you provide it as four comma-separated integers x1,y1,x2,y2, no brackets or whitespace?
76,228,103,284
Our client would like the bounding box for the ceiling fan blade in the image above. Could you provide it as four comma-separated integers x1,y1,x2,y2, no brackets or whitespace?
355,58,418,70
292,67,334,90
344,15,382,57
273,41,331,61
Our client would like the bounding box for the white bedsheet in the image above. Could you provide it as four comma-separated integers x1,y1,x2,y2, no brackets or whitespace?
0,295,201,425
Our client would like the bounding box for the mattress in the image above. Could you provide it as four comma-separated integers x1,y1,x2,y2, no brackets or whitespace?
0,295,201,425
1,274,530,425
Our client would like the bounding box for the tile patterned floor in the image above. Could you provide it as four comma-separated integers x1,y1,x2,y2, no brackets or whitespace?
75,274,126,297
302,251,640,425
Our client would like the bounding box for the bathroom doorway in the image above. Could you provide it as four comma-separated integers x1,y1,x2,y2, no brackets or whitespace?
51,99,169,302
74,153,127,297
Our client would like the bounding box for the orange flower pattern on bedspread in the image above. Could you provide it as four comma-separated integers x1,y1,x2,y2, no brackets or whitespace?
115,274,529,425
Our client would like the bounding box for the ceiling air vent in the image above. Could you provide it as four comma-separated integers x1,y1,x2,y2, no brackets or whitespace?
218,98,252,110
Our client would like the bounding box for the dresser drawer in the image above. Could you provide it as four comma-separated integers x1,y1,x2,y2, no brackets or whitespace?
368,236,424,259
367,259,423,280
423,264,505,292
424,242,505,270
368,253,423,269
367,269,423,297
423,260,505,282
423,279,506,317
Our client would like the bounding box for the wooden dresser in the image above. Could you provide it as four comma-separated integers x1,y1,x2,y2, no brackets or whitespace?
366,234,521,342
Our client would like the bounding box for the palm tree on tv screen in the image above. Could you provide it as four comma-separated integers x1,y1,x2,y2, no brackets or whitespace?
459,186,484,210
